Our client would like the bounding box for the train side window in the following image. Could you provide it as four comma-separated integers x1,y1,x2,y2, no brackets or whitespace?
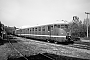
38,27,41,31
54,24,58,28
48,25,51,31
20,29,22,32
35,28,37,31
42,26,45,31
32,28,34,31
61,24,65,28
48,25,53,31
24,29,25,33
28,28,29,31
51,25,53,30
58,25,60,28
30,28,31,31
65,25,68,28
42,29,45,31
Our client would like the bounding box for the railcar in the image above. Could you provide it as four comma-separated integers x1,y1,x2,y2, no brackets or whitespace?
15,21,73,43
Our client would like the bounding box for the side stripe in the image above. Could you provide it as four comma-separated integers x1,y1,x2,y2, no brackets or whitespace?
17,34,66,37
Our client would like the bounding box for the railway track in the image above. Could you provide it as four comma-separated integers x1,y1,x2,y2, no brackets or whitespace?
7,35,29,60
15,35,90,50
21,35,90,50
68,43,90,50
7,35,90,60
7,35,55,60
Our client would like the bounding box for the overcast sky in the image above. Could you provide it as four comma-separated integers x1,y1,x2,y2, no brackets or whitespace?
0,0,90,28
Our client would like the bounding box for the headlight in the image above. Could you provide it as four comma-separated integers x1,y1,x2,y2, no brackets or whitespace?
66,36,71,39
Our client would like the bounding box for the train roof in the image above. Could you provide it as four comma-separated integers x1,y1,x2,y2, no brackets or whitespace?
18,20,69,30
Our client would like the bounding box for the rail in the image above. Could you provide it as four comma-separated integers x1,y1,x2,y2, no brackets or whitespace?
7,35,55,60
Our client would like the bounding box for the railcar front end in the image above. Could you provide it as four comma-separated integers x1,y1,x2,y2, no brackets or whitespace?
49,28,73,43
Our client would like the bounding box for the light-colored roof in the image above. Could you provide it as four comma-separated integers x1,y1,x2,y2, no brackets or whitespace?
18,20,69,30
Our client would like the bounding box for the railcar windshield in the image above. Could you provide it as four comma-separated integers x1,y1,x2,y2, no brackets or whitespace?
48,25,53,31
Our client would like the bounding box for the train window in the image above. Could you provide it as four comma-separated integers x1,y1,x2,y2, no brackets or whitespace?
65,25,68,28
61,24,64,26
38,27,41,31
28,29,29,31
30,28,31,31
48,25,53,31
42,26,45,31
58,25,60,28
20,29,22,32
42,29,45,31
61,24,65,28
51,25,53,30
32,28,34,31
54,24,58,28
35,28,37,31
48,25,51,31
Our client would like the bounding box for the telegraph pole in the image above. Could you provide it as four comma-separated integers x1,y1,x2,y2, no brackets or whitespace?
85,12,90,38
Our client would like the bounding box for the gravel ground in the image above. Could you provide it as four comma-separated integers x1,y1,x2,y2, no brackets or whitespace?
0,41,45,60
0,36,90,60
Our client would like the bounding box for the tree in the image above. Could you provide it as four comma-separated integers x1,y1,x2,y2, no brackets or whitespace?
69,16,85,37
4,26,16,35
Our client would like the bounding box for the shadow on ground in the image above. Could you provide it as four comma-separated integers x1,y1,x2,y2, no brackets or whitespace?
7,53,89,60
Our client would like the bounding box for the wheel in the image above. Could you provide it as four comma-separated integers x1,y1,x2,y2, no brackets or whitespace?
46,39,50,42
54,41,57,44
